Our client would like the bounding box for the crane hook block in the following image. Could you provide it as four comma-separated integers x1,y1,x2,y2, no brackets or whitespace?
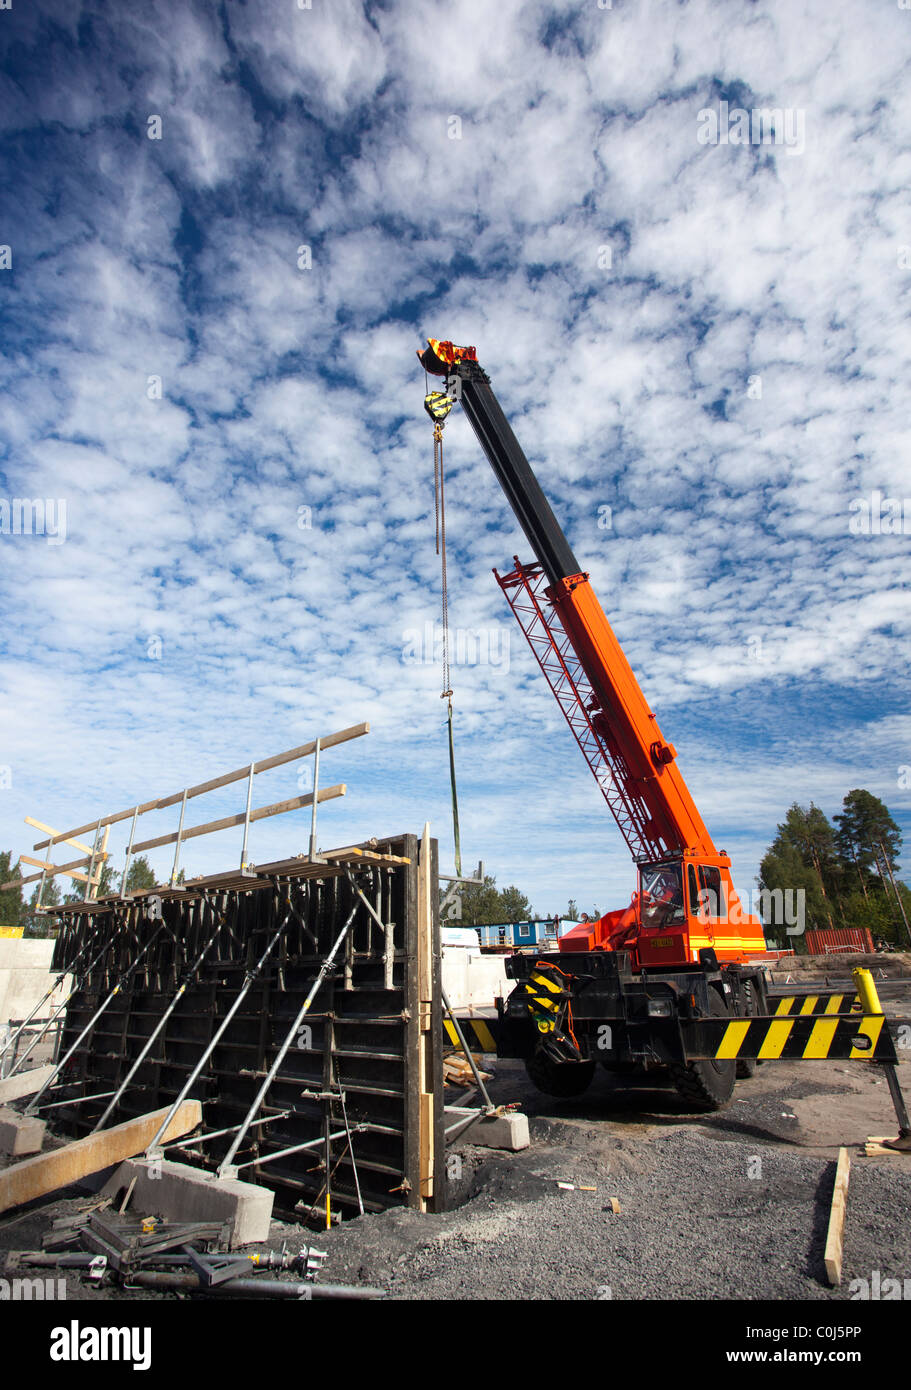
424,390,455,424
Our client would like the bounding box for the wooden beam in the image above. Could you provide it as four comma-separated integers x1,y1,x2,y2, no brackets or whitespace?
128,784,346,855
19,855,104,887
417,823,434,1211
25,817,94,856
0,1101,203,1215
32,723,369,849
1,851,110,892
824,1146,851,1286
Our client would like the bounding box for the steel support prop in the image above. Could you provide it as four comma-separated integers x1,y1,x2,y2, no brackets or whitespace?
145,893,293,1156
440,984,496,1114
217,898,359,1177
0,920,106,1064
25,923,167,1115
91,896,230,1133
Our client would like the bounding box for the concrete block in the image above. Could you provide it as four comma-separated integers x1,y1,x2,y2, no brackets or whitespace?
0,1106,46,1156
0,1100,202,1215
102,1158,274,1248
445,1105,529,1151
0,1064,56,1105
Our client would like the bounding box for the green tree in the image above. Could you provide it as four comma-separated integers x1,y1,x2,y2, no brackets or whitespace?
0,851,23,929
499,885,535,922
21,877,61,938
122,856,158,894
451,874,503,926
778,803,840,925
758,839,826,951
835,789,901,882
449,874,535,926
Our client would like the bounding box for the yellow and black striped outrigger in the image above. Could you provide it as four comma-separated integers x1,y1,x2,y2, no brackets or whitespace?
443,1017,497,1053
682,1011,898,1062
767,991,861,1017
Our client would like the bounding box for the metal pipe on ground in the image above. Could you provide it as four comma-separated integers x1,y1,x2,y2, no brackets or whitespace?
124,1271,386,1299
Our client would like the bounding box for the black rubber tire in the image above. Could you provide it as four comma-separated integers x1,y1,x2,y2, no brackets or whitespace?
526,1052,596,1098
736,978,757,1079
669,987,736,1111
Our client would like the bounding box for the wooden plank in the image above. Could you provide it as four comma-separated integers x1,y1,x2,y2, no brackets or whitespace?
824,1146,851,1286
1,850,110,892
417,823,434,1210
865,1135,911,1155
25,818,94,856
0,1101,202,1215
128,784,346,855
18,855,103,887
35,842,411,914
32,723,369,849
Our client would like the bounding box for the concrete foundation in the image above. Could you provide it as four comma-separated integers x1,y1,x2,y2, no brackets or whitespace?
445,1105,529,1151
0,1106,46,1156
102,1158,274,1248
0,939,70,1030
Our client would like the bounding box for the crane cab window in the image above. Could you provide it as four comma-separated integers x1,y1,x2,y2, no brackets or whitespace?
688,865,726,920
640,864,685,928
697,865,726,920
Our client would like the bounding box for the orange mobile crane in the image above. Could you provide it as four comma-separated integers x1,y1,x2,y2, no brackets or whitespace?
418,338,905,1114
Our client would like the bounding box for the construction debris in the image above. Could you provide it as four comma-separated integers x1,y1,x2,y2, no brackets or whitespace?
2,1205,380,1298
864,1134,911,1156
444,1053,492,1087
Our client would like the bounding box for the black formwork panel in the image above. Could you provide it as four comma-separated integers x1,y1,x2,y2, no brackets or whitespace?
48,834,444,1218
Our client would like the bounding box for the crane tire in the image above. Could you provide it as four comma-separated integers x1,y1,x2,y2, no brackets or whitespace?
669,987,736,1111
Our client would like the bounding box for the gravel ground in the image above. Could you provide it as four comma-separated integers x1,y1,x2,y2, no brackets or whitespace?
315,1119,911,1301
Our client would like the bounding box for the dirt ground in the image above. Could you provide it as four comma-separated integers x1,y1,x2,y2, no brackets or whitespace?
3,980,910,1304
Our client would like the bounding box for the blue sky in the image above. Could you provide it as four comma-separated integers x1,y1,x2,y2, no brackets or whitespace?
1,0,910,918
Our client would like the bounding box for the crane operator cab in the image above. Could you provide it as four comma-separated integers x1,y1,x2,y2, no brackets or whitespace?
639,865,685,929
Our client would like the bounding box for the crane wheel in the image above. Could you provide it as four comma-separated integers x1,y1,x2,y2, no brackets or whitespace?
736,978,757,1079
669,988,736,1111
526,1053,596,1098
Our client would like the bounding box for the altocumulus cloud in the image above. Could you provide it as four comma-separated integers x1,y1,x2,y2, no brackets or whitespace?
0,0,909,914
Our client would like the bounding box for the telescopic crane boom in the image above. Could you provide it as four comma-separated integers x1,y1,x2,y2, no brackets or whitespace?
418,338,772,969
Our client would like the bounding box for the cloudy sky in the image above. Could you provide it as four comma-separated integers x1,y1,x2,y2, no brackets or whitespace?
1,0,910,919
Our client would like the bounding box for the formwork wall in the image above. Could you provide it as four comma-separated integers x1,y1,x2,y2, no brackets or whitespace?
48,834,443,1218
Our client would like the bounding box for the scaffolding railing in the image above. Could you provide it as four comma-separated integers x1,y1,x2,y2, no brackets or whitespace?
0,721,369,910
